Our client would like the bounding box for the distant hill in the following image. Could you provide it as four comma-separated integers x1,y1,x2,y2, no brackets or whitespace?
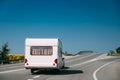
76,51,94,55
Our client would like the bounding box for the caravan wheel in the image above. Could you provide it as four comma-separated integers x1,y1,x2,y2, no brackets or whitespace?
31,69,35,74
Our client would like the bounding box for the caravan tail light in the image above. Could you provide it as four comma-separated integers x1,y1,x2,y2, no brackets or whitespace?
54,59,58,64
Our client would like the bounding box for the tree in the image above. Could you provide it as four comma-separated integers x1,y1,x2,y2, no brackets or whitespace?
116,47,120,54
0,50,1,59
107,50,115,56
0,43,10,64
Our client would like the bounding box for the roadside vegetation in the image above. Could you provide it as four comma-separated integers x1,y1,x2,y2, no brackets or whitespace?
6,54,24,63
0,43,24,65
107,47,120,56
62,51,74,56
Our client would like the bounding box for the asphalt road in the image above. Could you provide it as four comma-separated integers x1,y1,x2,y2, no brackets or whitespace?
0,53,120,80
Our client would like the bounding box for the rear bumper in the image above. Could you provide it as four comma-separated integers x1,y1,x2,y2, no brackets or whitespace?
25,66,58,69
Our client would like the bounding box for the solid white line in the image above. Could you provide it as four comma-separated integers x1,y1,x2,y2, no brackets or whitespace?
0,65,24,70
70,58,98,67
93,60,119,80
66,54,96,63
0,68,25,74
69,54,117,68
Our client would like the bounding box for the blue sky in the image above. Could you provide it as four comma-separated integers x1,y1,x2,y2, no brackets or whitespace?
0,0,120,54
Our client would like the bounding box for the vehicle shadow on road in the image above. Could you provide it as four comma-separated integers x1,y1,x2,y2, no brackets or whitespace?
33,67,84,75
58,69,83,75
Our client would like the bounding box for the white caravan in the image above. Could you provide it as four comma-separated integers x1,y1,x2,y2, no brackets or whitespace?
24,38,65,74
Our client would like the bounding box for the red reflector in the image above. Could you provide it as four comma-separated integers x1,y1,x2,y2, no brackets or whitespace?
54,59,57,64
24,59,28,63
53,63,55,66
27,63,29,65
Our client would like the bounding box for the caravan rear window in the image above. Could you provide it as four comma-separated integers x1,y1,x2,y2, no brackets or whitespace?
30,46,53,56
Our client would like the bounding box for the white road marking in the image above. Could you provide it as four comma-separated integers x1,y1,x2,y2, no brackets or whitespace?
0,65,24,70
66,54,96,62
69,54,118,68
93,60,119,80
33,75,40,79
70,58,98,67
0,68,25,74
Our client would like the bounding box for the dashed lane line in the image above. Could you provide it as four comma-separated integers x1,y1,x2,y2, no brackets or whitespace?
27,75,40,80
27,79,34,80
33,75,40,79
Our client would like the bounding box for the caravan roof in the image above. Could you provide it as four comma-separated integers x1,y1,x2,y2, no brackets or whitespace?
25,38,59,46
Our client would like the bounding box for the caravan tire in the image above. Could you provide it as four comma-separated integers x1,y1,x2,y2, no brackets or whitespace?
53,69,60,73
31,69,35,74
62,63,65,68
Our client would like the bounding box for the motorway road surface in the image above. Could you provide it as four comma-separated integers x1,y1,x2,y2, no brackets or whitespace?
0,53,120,80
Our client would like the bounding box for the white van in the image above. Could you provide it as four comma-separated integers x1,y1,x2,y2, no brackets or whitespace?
24,38,65,74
